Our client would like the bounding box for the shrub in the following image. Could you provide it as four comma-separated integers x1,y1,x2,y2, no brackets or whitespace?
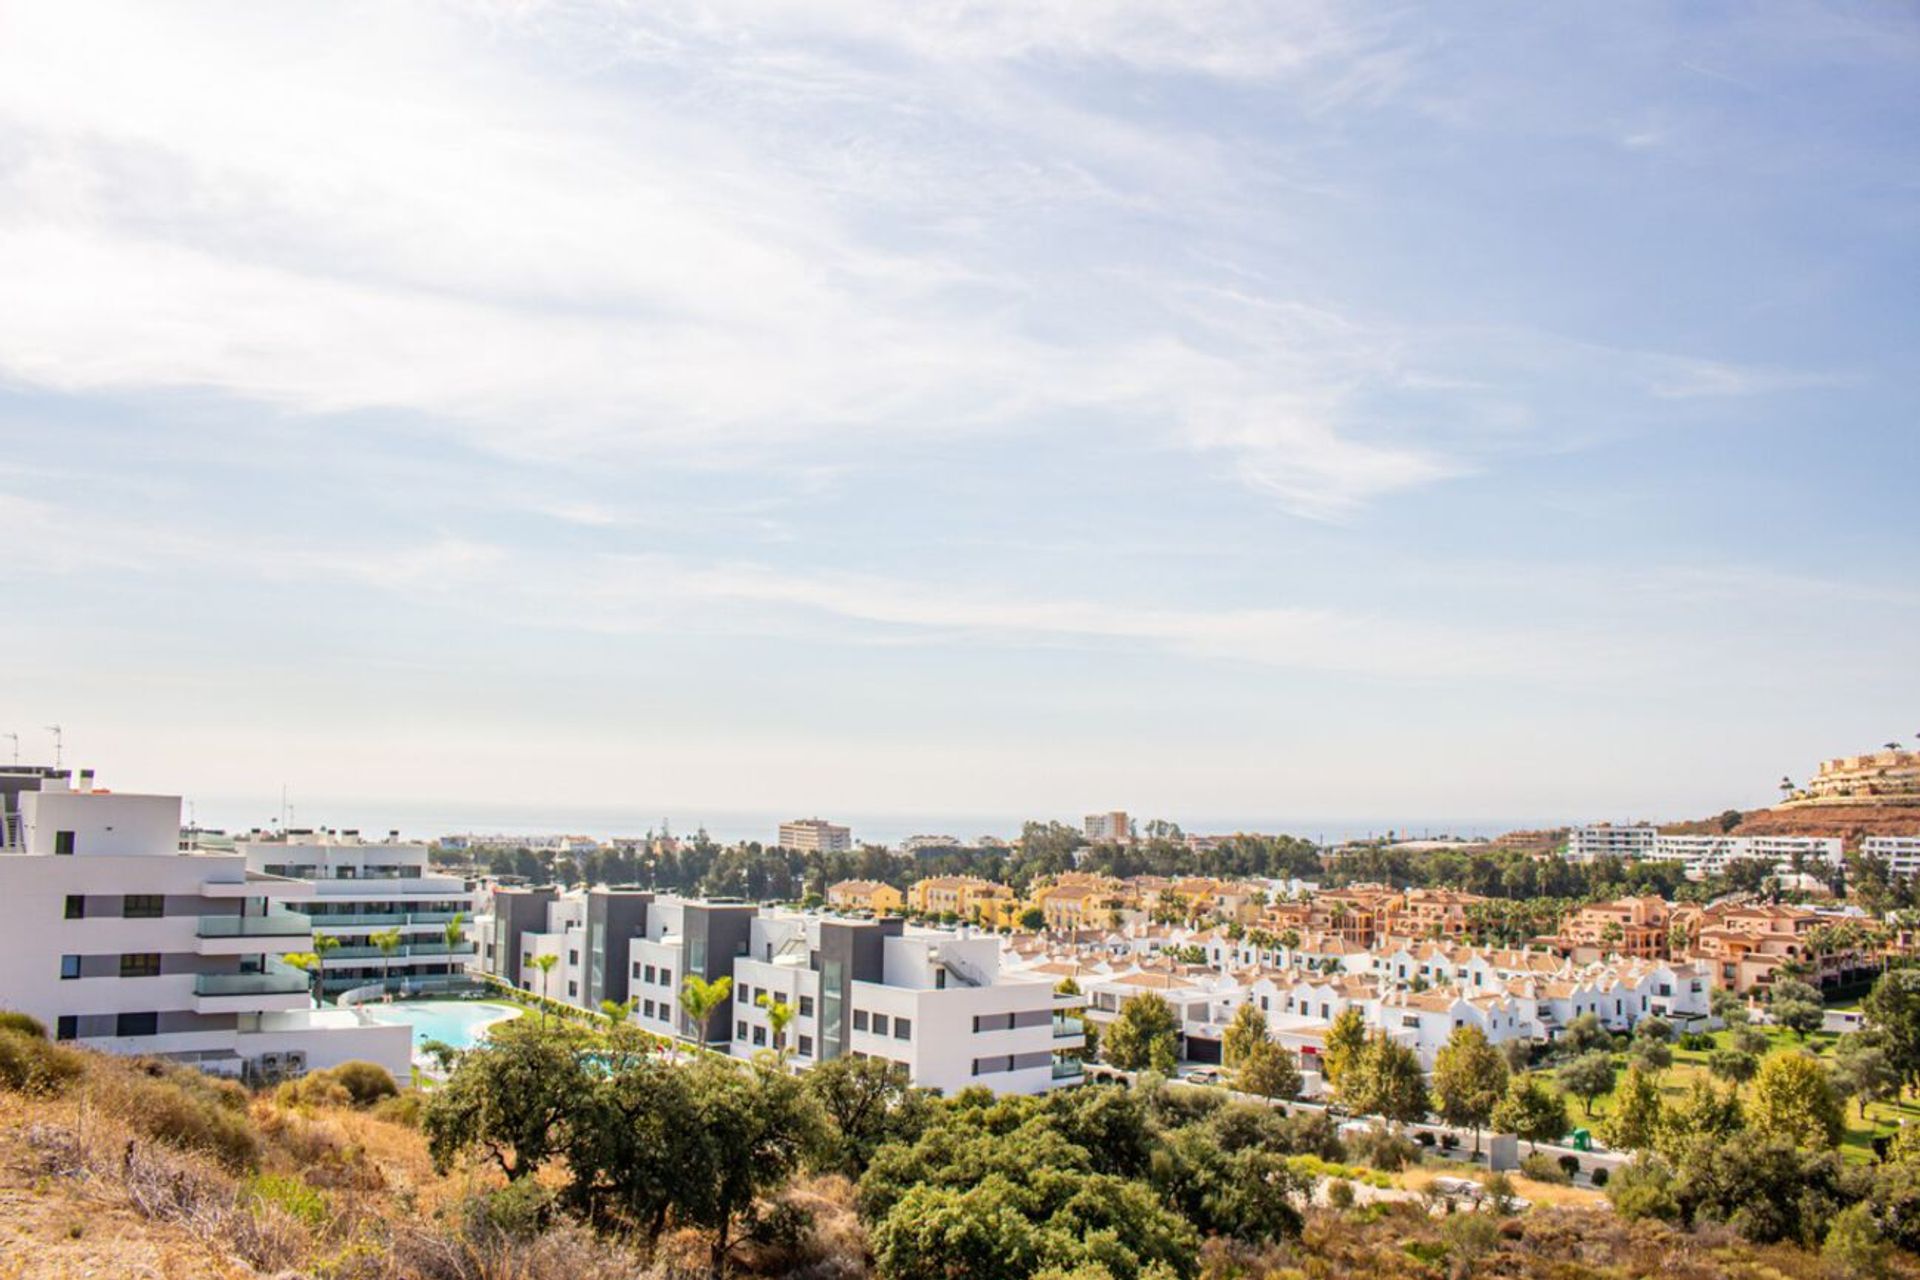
1348,1123,1420,1173
0,1029,85,1094
0,1011,48,1039
244,1173,329,1229
328,1060,400,1107
1678,1032,1713,1052
372,1091,426,1127
111,1066,260,1171
1557,1154,1579,1178
275,1073,352,1111
1520,1153,1570,1185
1589,1166,1609,1189
1415,1131,1436,1147
1326,1179,1356,1210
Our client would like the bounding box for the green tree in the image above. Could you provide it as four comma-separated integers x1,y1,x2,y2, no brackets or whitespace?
1221,1003,1267,1070
756,992,796,1059
424,1021,593,1181
1747,1051,1844,1149
1234,1039,1301,1101
1706,1046,1759,1085
675,1059,823,1278
443,910,467,956
371,928,404,993
526,953,561,1025
1655,1078,1742,1163
1321,1008,1366,1088
1864,969,1920,1096
1020,906,1047,931
1340,1032,1427,1125
1104,993,1180,1072
563,1052,692,1239
1560,1050,1617,1118
1431,1024,1508,1156
1768,977,1824,1041
1559,1012,1609,1056
803,1056,933,1178
1491,1074,1569,1152
1824,1202,1893,1279
1833,1031,1900,1118
1601,1063,1663,1153
679,973,733,1045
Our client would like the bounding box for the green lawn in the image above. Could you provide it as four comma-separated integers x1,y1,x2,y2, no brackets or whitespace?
1555,1023,1908,1163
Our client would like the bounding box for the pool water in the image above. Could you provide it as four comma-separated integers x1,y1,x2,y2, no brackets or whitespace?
361,1000,522,1052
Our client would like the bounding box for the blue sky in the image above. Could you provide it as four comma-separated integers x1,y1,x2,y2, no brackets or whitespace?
0,3,1915,837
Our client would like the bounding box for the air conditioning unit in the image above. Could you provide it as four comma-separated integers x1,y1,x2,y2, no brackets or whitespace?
284,1050,308,1077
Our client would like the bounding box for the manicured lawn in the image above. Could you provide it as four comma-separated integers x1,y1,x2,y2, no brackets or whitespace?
1553,1022,1911,1163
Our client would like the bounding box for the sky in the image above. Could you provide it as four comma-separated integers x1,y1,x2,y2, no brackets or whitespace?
0,2,1915,841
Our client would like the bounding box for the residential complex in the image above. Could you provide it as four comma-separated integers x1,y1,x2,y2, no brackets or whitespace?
0,768,408,1079
1564,825,1658,862
1866,836,1920,877
1646,833,1842,879
777,818,853,853
1084,810,1132,843
237,831,478,995
1781,748,1920,808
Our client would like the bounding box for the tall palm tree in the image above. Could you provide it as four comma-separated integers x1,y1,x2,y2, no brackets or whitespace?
371,928,404,996
678,973,732,1047
443,911,466,951
756,992,796,1062
308,932,342,1005
528,953,560,1027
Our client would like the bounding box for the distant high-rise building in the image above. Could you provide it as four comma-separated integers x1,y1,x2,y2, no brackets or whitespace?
1084,811,1132,844
779,818,852,853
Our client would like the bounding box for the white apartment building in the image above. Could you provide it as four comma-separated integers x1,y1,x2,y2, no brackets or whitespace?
1649,834,1843,879
730,912,1084,1095
239,832,478,997
1084,811,1132,844
1565,825,1658,862
0,769,408,1079
1865,836,1920,877
778,818,852,854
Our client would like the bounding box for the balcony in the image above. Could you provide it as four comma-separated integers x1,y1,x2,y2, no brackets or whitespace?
197,913,312,938
321,941,478,962
195,968,310,997
1052,1016,1085,1039
1051,1058,1085,1081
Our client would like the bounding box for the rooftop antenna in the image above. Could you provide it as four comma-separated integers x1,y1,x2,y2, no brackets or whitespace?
44,725,62,769
2,733,16,765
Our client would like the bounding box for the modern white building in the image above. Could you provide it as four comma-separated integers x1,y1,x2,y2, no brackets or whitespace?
238,832,478,996
0,768,408,1079
1865,836,1920,877
1565,825,1658,862
730,912,1084,1095
1084,811,1132,844
1648,833,1842,879
778,819,852,853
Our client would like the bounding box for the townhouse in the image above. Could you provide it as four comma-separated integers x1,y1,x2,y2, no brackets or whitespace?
826,879,904,915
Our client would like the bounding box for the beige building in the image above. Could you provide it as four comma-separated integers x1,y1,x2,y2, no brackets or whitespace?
778,818,853,853
825,879,903,914
1781,749,1920,808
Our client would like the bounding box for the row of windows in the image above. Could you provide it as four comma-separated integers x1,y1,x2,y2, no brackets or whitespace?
633,963,675,987
734,1021,817,1057
52,1012,157,1039
851,1009,912,1040
59,953,164,979
62,894,165,920
736,984,815,1018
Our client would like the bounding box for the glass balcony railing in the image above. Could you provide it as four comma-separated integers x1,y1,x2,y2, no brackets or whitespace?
197,913,313,938
1052,1058,1086,1080
309,910,467,928
1052,1017,1086,1038
195,967,309,997
322,941,478,961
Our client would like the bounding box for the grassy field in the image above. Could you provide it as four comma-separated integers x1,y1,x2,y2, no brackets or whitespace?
1558,1021,1917,1163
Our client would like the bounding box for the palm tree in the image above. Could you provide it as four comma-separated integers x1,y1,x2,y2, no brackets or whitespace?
757,992,796,1062
283,952,321,1006
371,928,404,997
443,911,466,951
527,953,560,1026
678,973,732,1047
308,932,341,1004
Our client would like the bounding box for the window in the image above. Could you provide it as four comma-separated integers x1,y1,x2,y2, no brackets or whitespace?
568,950,578,965
853,1009,869,1031
643,1000,655,1018
797,1034,813,1057
736,1020,748,1040
63,895,85,920
871,1014,889,1036
60,954,80,980
54,830,76,855
123,895,164,919
894,1017,911,1041
658,968,672,987
55,1016,77,1041
115,1011,158,1038
752,1025,766,1046
567,981,578,998
120,953,162,978
644,964,656,983
799,995,814,1017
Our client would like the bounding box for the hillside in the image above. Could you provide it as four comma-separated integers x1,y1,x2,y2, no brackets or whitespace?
1735,804,1920,848
0,1017,1912,1280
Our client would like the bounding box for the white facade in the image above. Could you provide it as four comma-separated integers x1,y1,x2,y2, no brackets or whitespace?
1084,811,1132,843
240,833,478,996
1866,836,1920,877
1649,833,1843,879
1565,826,1658,862
0,771,408,1079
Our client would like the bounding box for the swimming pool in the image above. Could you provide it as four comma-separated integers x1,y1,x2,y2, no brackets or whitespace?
361,1000,522,1053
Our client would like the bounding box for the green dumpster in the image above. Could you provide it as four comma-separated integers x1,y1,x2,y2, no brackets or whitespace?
1571,1128,1592,1151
